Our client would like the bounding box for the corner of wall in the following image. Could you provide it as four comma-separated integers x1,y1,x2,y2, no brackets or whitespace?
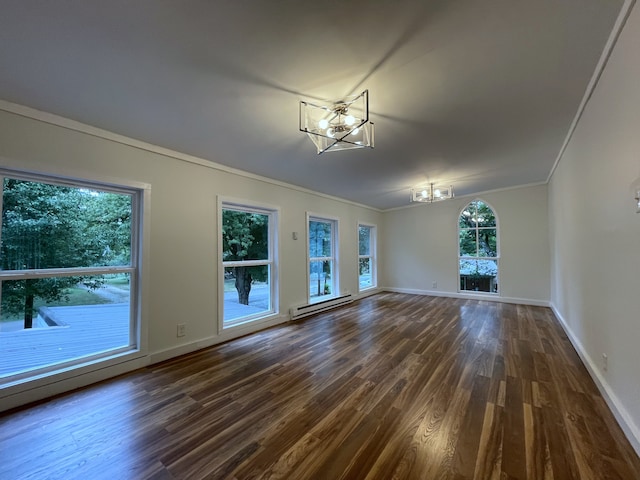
550,302,640,457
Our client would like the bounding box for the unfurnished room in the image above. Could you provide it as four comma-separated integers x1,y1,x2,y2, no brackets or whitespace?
0,1,639,479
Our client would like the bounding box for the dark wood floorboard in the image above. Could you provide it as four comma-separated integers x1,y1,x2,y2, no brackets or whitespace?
1,293,639,479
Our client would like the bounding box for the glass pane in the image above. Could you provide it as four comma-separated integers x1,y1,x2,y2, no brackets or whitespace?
309,220,332,258
223,265,271,324
222,209,269,261
0,273,132,378
358,226,371,256
459,205,476,228
477,228,497,257
309,260,332,298
459,259,498,293
2,178,132,270
476,201,496,227
359,258,372,289
459,229,477,256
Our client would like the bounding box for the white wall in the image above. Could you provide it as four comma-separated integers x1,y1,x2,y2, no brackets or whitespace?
0,107,382,409
549,4,640,453
382,184,550,304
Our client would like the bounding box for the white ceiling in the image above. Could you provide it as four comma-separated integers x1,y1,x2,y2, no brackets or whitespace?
0,0,626,209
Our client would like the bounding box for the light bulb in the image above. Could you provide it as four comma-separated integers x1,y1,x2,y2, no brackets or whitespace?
318,119,329,130
327,128,334,138
421,190,428,198
351,127,360,135
345,115,355,126
434,189,441,197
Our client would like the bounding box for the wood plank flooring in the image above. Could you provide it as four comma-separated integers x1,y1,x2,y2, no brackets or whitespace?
1,293,639,479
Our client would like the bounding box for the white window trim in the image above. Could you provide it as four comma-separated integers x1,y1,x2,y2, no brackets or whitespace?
306,212,340,304
457,199,500,295
357,222,377,292
218,197,280,332
0,167,147,391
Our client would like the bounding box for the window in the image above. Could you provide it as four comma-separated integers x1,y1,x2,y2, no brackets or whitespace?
358,223,377,291
0,172,140,384
308,215,338,302
221,202,277,328
458,200,499,293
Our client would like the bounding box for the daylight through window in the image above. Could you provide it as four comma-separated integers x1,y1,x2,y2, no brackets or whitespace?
221,203,276,328
308,216,338,302
0,173,140,383
458,200,499,293
358,224,376,291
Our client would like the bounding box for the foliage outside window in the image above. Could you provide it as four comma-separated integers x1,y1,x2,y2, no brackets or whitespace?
221,204,276,327
358,224,376,291
458,200,499,293
308,216,337,302
0,174,138,383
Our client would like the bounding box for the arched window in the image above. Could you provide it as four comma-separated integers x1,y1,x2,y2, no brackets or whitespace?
458,200,499,293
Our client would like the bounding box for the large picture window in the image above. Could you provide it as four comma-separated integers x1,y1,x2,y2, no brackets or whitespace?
458,200,499,293
308,215,338,302
358,223,377,291
221,202,277,328
0,172,140,384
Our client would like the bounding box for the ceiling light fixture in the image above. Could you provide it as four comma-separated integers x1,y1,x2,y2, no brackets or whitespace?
410,183,455,203
299,89,374,154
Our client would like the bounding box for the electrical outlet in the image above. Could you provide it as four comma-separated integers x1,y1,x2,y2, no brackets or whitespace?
602,353,608,372
432,281,437,289
177,323,186,337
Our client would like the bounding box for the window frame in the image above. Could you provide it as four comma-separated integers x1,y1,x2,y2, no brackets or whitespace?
357,222,377,292
0,168,144,387
457,199,500,295
218,198,279,330
306,212,339,304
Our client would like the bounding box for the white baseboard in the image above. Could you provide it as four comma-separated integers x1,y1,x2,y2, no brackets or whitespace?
149,292,382,367
149,313,289,365
383,287,550,307
355,287,383,300
550,303,640,457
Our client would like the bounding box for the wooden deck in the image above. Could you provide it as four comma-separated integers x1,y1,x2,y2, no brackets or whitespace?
1,298,268,379
0,304,130,378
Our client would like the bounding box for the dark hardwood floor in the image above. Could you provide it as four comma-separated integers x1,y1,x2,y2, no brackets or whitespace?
1,293,639,479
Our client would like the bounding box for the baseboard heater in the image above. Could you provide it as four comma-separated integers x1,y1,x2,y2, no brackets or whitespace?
290,293,354,320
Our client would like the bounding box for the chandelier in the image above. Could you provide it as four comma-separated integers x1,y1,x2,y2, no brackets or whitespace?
299,90,374,154
411,183,454,203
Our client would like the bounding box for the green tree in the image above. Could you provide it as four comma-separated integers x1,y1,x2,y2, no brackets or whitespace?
221,209,268,305
459,201,496,258
1,179,131,328
84,192,132,266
